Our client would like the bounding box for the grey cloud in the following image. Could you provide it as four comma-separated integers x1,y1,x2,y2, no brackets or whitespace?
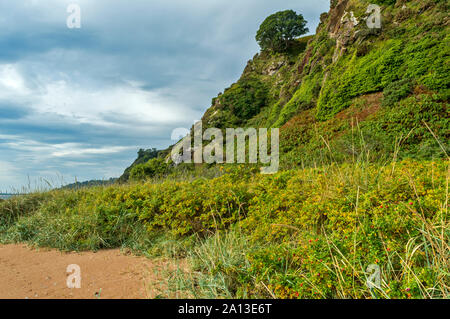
0,0,330,190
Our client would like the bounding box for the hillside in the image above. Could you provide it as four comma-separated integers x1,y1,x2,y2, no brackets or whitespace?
124,0,448,180
119,148,160,182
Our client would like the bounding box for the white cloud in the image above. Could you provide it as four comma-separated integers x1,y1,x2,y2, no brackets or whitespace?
37,80,195,126
2,135,134,160
51,145,133,157
0,63,197,127
0,64,30,97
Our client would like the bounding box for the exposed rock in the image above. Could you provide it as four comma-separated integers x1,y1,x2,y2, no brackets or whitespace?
298,47,312,75
263,61,285,76
328,1,377,63
328,0,349,35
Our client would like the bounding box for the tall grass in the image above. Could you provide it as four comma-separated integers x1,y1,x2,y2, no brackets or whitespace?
165,229,257,299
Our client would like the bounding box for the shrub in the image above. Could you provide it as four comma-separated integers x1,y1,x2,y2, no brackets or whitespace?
129,158,171,180
120,148,160,182
217,77,268,124
382,78,414,107
160,160,449,299
139,173,254,237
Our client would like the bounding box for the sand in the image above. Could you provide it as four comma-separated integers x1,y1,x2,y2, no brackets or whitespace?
0,244,174,299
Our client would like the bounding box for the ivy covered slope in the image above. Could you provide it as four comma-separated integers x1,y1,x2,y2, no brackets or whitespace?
199,0,449,169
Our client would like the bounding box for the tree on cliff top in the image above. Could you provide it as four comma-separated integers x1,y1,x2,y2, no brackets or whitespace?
256,10,308,53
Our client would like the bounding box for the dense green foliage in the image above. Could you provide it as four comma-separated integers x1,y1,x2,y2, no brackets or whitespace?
1,160,448,298
381,78,414,107
279,93,449,171
129,157,171,180
62,178,117,189
210,77,269,127
317,33,449,120
256,10,309,52
119,148,160,182
371,0,396,5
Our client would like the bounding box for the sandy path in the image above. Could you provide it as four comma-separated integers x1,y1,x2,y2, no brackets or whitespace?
0,244,173,299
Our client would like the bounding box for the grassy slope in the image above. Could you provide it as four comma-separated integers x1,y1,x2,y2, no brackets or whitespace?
0,0,449,299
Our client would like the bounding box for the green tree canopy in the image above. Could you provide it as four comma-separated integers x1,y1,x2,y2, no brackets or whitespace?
256,10,308,52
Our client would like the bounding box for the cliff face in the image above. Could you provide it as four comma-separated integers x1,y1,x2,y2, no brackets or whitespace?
199,0,448,165
123,0,449,178
203,0,448,126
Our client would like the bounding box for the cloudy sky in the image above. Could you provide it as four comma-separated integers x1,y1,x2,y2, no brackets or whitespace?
0,0,329,191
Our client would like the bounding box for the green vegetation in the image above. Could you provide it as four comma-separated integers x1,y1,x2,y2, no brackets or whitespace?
317,34,449,120
256,10,309,53
279,93,449,170
61,178,117,190
209,77,269,127
129,157,171,181
119,148,161,182
382,78,414,108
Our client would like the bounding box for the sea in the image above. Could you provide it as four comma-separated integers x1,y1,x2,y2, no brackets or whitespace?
0,194,12,200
